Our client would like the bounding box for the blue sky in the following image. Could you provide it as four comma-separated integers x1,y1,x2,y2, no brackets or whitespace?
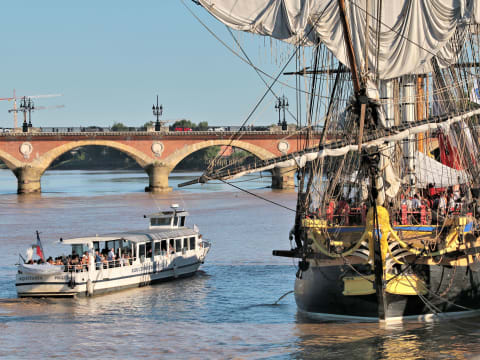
0,1,300,129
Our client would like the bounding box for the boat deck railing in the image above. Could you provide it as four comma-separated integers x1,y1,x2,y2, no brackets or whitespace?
311,202,470,227
63,258,136,273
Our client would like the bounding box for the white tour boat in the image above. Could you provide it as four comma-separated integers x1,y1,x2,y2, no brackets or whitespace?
16,205,211,297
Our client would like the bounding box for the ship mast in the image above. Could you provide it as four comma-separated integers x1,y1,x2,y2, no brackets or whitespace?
336,0,388,320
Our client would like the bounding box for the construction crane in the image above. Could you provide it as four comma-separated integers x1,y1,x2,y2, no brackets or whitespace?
0,89,62,128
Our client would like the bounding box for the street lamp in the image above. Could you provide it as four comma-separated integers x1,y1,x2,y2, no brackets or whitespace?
9,97,36,132
152,95,163,131
19,97,35,132
275,95,289,130
26,98,35,128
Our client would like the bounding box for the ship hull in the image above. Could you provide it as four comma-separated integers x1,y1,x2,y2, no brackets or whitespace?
294,262,480,321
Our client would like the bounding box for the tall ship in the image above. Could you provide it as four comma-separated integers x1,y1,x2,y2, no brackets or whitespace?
182,0,480,321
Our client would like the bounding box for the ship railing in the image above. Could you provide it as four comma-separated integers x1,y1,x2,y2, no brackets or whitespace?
64,263,89,273
62,257,136,272
98,257,134,269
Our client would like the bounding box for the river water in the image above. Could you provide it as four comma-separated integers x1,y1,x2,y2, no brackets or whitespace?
1,169,480,359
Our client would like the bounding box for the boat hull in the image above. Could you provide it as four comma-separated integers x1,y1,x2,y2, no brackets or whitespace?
294,262,480,321
16,259,203,297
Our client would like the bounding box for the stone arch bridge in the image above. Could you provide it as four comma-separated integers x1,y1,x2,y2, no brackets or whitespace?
0,131,321,194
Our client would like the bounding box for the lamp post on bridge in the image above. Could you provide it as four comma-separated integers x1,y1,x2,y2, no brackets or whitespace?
26,98,35,129
9,97,34,132
275,95,288,131
152,95,163,132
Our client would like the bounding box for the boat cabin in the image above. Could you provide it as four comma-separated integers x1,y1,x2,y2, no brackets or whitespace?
145,204,189,230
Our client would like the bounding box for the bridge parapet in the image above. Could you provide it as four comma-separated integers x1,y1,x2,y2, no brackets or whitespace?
0,130,319,137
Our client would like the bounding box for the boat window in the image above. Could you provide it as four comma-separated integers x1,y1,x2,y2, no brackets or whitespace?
180,217,185,226
151,217,170,226
169,239,175,253
121,240,132,258
174,216,179,227
189,237,196,250
175,238,182,252
146,242,152,258
183,237,188,250
161,240,167,252
139,244,146,261
71,244,85,257
154,241,161,256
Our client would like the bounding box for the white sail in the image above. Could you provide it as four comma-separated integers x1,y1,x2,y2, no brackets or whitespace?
415,151,468,188
198,0,478,79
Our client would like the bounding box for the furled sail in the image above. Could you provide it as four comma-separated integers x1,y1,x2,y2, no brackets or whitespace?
197,0,478,79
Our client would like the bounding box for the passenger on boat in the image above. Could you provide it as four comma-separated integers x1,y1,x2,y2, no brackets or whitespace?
81,252,89,269
47,257,54,265
107,248,115,261
70,255,79,266
447,192,456,213
335,197,350,225
411,194,421,210
69,255,83,271
121,254,130,266
95,250,103,270
438,193,447,213
106,248,116,267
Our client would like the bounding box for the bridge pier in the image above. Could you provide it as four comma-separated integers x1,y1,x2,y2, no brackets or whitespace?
145,163,172,193
14,166,43,194
271,166,296,190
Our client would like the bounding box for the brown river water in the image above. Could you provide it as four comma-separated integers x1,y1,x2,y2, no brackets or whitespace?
0,169,480,359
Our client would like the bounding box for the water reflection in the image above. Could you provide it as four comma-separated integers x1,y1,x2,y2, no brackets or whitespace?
291,314,480,359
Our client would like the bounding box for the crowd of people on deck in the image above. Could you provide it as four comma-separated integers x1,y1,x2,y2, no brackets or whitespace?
316,182,479,226
94,248,132,270
25,248,133,272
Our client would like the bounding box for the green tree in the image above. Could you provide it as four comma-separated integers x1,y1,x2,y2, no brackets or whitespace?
203,146,220,160
143,121,154,128
231,149,250,159
172,119,195,129
111,122,128,131
197,121,209,131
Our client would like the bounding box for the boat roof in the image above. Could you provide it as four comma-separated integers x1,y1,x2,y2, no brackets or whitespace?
60,227,197,245
144,210,189,219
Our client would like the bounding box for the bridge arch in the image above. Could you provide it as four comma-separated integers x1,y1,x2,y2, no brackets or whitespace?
147,139,295,192
32,140,153,173
11,140,154,194
163,139,277,171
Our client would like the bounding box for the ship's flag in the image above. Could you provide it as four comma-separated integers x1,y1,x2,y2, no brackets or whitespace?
36,231,44,260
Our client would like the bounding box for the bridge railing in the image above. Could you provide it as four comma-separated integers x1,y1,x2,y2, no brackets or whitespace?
0,128,324,136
